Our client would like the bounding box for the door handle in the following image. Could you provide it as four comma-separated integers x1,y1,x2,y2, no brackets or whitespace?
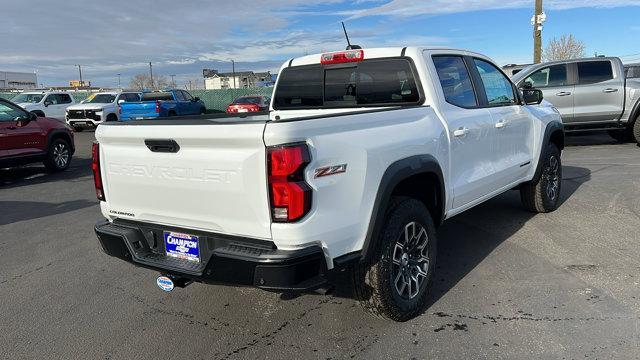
453,127,470,137
556,92,572,96
495,120,508,129
603,88,618,93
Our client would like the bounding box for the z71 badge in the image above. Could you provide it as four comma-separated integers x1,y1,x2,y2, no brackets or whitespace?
314,164,347,178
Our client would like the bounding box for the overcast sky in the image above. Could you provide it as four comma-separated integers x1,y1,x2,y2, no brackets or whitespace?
2,0,639,88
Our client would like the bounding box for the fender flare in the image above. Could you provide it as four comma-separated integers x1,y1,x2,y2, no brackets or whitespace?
627,98,640,127
359,155,445,261
47,129,75,154
543,121,565,150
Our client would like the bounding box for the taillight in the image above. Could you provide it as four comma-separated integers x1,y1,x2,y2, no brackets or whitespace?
92,142,105,201
320,49,364,65
155,100,161,113
267,143,312,222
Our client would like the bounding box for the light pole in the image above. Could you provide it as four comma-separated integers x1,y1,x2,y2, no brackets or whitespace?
76,64,83,87
149,62,154,89
170,74,176,87
229,59,236,89
117,73,121,89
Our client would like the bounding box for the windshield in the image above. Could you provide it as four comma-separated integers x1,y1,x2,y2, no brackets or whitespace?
87,94,116,103
12,93,44,103
233,97,262,105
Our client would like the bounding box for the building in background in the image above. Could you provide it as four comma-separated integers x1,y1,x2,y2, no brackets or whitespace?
203,70,274,90
0,71,37,90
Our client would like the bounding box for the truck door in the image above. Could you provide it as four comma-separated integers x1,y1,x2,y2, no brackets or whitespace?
521,64,574,122
0,101,45,157
572,60,624,123
471,58,534,188
431,54,496,209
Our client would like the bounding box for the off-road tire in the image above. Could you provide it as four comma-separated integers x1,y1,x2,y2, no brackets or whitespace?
633,118,640,146
352,198,437,322
106,113,118,122
200,107,206,115
43,138,72,172
520,143,562,213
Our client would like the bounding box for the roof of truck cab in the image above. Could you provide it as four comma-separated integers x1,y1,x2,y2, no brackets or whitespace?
283,47,493,69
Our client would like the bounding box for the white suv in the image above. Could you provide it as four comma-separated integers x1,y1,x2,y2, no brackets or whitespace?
13,91,76,120
65,91,141,131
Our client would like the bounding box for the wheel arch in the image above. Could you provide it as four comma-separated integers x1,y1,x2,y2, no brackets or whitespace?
47,129,75,154
360,155,445,262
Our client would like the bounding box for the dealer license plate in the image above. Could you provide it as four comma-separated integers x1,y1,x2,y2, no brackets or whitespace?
164,231,200,262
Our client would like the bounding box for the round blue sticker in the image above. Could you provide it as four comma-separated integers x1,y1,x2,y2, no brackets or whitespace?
156,276,174,292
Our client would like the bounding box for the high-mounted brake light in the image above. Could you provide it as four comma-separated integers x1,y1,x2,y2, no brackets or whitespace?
320,49,364,65
267,144,312,222
155,100,161,114
92,142,105,201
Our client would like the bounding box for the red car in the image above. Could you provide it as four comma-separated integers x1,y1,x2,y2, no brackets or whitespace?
226,95,270,113
0,98,75,172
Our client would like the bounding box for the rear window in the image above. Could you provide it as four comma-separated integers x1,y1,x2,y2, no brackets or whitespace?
234,96,262,105
142,92,174,101
273,58,421,109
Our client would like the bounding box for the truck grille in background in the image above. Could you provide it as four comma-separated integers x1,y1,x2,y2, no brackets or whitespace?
68,110,101,121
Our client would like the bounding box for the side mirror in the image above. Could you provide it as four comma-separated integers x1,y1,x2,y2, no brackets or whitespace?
28,111,37,121
523,89,544,105
44,101,51,107
193,97,200,102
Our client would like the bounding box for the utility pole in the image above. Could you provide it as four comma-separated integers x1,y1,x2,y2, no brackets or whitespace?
149,62,154,89
117,73,121,89
230,59,236,89
170,74,176,87
76,64,83,87
532,0,545,63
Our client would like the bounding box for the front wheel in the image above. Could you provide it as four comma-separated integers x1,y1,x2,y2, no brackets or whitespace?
352,198,437,322
43,138,72,172
520,143,562,213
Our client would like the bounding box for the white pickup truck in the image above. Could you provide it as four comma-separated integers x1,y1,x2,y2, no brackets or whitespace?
93,47,564,321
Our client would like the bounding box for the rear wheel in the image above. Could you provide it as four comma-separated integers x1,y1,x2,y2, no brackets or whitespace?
352,198,437,322
200,107,206,115
633,119,640,145
168,110,176,117
43,138,72,172
106,113,118,122
520,143,562,213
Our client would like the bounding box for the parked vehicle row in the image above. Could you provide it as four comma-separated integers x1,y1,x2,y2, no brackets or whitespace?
512,57,640,144
92,47,564,321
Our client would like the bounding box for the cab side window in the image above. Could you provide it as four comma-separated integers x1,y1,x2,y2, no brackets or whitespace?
432,56,477,108
473,59,516,106
45,94,59,105
524,65,568,88
577,61,613,84
0,102,26,121
57,94,72,104
182,91,193,101
175,91,186,101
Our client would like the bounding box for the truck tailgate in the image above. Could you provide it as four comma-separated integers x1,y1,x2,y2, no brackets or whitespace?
95,121,271,239
120,102,158,119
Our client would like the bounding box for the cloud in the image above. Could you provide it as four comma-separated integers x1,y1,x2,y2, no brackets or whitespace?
344,0,640,19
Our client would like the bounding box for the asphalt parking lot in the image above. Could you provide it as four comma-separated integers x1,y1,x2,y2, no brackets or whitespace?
1,131,639,359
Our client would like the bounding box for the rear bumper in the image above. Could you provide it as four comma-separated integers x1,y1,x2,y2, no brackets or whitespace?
94,219,328,291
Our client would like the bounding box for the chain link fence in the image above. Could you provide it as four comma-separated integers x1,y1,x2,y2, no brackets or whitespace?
0,88,274,112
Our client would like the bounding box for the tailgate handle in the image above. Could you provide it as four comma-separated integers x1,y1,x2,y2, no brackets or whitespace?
144,139,180,153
